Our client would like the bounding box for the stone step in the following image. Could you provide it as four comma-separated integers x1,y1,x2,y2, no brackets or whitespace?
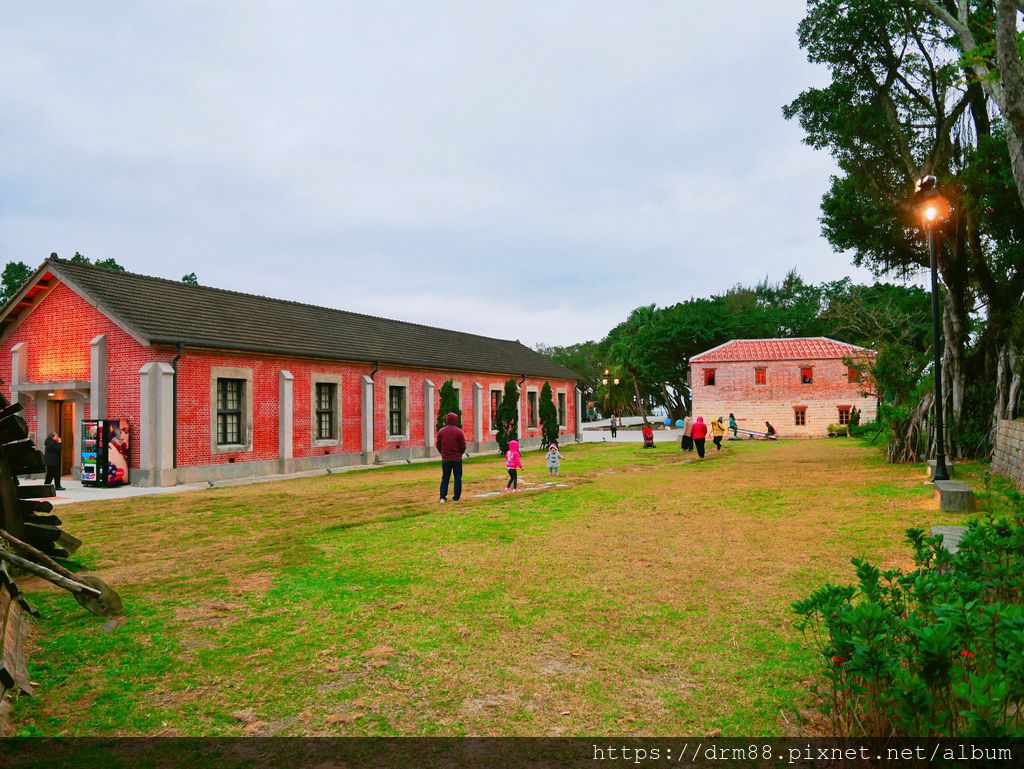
933,480,974,512
924,459,954,478
930,525,968,555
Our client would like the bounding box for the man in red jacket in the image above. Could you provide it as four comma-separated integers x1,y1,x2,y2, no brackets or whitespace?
436,412,467,502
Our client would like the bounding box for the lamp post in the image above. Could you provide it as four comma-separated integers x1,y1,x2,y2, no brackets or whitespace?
915,175,950,482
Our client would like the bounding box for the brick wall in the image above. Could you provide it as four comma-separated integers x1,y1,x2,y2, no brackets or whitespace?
0,282,171,467
691,357,877,438
993,419,1024,490
177,349,574,467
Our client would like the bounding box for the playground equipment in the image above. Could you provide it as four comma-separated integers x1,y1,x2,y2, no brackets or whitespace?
733,427,778,440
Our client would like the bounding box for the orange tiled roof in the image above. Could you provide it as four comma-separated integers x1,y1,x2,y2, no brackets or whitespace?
690,337,874,363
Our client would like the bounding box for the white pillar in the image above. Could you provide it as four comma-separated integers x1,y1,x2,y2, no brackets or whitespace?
361,374,375,461
10,342,26,406
139,362,175,486
90,334,107,419
473,382,484,450
575,386,583,441
424,379,435,451
279,370,294,467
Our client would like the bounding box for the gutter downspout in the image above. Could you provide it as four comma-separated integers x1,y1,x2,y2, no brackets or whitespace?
370,360,381,380
171,342,184,468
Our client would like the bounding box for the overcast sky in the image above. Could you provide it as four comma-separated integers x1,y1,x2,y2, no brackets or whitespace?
1,2,875,347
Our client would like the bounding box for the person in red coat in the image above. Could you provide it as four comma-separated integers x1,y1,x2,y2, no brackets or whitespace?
690,417,708,458
436,412,467,502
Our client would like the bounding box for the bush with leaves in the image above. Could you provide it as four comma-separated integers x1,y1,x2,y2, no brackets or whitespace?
495,379,519,454
539,382,559,449
436,380,462,432
793,500,1024,737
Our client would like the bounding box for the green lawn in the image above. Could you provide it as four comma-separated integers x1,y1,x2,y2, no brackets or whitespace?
9,438,983,736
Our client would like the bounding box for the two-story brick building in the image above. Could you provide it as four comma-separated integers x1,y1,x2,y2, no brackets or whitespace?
0,257,580,486
689,337,876,438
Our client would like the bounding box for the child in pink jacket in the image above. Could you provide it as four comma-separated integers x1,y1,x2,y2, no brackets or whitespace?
504,439,524,492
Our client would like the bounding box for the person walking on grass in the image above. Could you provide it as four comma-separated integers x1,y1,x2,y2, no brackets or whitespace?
681,415,693,452
546,441,564,476
711,416,726,451
43,431,65,491
436,411,466,503
610,413,618,438
728,413,737,438
504,439,524,492
690,417,708,458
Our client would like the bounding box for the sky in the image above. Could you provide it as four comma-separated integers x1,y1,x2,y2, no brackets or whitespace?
1,1,875,347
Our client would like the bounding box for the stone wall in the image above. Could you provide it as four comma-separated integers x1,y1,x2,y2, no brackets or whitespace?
993,419,1024,490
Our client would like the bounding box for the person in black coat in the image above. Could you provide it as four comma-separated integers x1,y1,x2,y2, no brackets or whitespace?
43,431,65,490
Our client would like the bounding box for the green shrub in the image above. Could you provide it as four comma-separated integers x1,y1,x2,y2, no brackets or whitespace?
849,421,880,438
849,406,861,428
793,502,1024,737
827,423,848,436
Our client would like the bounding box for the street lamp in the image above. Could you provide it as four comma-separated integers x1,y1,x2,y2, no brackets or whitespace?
915,174,950,482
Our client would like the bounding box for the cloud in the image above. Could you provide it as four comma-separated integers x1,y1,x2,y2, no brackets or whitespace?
0,1,873,347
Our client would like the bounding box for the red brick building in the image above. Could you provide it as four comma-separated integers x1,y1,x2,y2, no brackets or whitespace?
0,257,580,486
689,337,876,438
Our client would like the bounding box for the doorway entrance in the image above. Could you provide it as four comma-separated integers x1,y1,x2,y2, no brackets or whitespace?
46,400,75,476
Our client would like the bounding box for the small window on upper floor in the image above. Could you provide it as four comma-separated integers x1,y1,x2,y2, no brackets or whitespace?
848,366,861,383
754,368,766,385
801,367,813,385
704,369,716,386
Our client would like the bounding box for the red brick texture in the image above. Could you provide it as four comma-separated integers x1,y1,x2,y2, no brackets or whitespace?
1,279,576,478
691,357,877,438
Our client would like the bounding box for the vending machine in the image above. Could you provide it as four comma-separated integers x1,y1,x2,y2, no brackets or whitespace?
81,419,131,487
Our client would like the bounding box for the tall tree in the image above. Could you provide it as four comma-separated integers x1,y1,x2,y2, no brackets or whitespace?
911,0,1024,211
785,0,1024,454
436,379,463,432
494,379,520,454
538,382,559,448
0,262,32,303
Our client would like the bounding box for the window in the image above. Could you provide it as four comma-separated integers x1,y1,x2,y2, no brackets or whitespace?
704,369,716,386
848,366,860,383
490,390,502,430
838,406,851,425
315,382,337,440
794,407,806,426
801,367,813,384
557,392,567,427
388,385,406,436
754,368,766,385
527,391,538,428
216,378,244,445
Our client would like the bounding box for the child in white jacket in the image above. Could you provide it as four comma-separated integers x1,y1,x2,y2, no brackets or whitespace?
546,442,564,476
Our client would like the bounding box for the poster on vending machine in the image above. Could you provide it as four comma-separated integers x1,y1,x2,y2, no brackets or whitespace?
106,419,130,485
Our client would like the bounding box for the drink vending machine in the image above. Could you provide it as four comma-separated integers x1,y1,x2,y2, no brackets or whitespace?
81,419,130,487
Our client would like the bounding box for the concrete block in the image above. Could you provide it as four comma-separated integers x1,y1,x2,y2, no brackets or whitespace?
930,525,969,555
925,459,954,478
933,480,974,512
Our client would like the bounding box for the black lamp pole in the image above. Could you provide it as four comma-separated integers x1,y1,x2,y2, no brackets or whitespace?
920,178,950,482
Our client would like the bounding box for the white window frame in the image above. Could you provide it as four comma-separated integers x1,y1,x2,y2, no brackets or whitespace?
210,366,254,454
386,377,410,441
311,373,343,446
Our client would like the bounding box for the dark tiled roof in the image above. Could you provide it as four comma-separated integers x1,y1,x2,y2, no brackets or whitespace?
45,258,578,380
690,337,875,363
